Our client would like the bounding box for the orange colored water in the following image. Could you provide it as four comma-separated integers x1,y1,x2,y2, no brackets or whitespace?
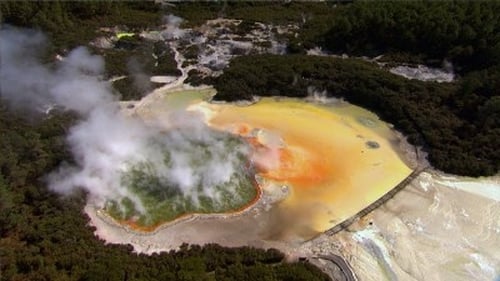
193,98,412,232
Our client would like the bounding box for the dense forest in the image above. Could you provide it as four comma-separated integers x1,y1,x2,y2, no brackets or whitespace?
318,1,500,73
169,1,337,28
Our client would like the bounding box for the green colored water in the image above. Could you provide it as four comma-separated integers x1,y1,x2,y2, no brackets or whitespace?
106,131,257,227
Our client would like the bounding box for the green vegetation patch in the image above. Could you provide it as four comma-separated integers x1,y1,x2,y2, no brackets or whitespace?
106,133,257,227
169,2,335,27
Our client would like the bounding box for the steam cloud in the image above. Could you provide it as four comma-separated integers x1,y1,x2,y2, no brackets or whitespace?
0,26,249,210
161,15,186,40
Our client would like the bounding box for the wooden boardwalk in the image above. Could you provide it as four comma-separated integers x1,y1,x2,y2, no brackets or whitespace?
324,167,427,236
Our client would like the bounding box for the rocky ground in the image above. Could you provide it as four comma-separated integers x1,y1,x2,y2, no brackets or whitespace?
329,171,500,281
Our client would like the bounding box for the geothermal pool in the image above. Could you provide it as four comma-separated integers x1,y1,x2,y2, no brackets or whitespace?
194,97,412,234
115,88,412,238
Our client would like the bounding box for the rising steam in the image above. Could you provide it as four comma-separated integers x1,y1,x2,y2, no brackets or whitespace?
0,26,251,215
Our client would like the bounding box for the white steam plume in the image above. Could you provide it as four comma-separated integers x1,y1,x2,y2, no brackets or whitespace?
161,15,186,40
0,26,249,210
